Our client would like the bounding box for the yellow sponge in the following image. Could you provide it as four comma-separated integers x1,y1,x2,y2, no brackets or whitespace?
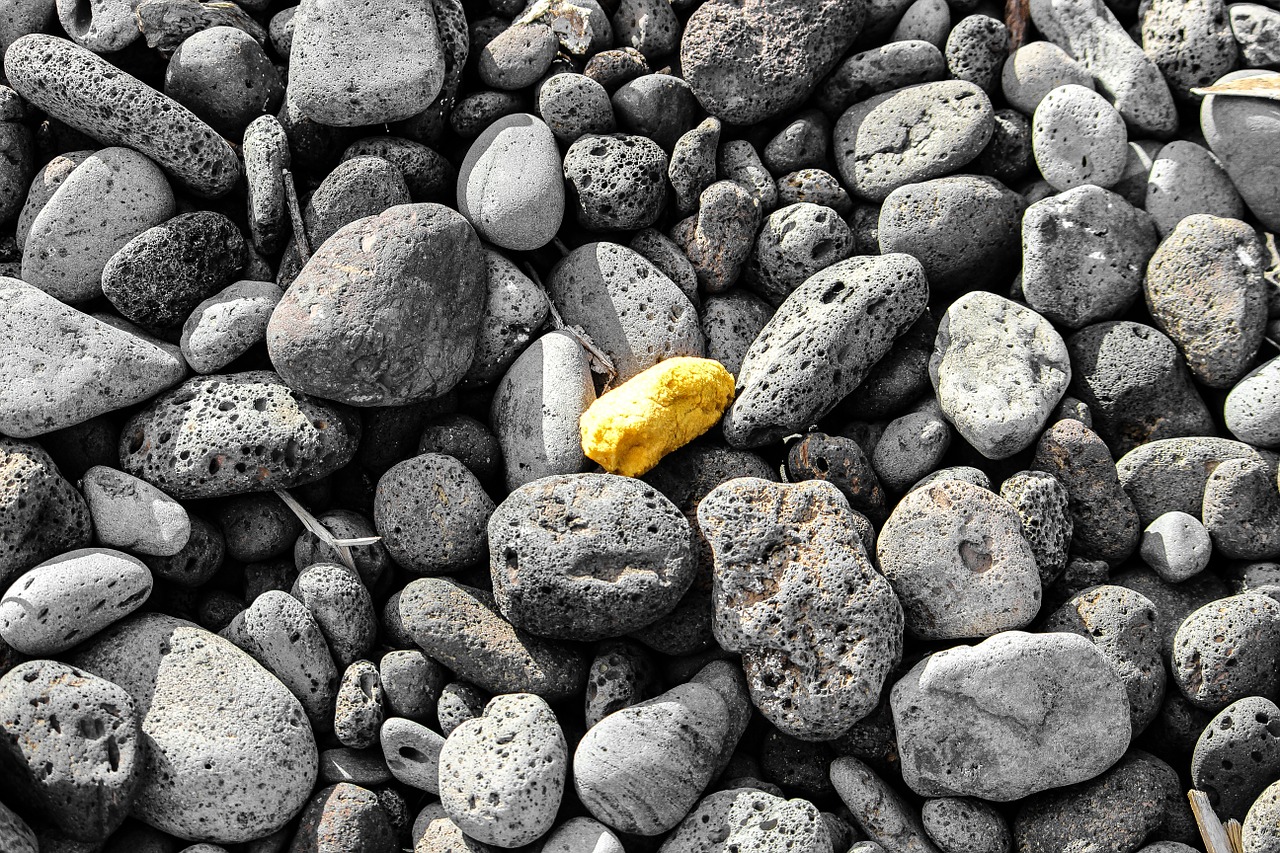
580,357,736,477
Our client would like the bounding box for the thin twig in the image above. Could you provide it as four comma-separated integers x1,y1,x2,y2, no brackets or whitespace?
1004,0,1030,51
520,261,619,385
282,168,310,263
551,237,571,258
1189,790,1237,853
274,489,379,574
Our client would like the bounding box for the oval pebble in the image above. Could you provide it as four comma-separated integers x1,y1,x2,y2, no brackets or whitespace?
83,465,191,557
374,453,494,575
1032,84,1129,192
1172,592,1280,710
1226,356,1280,448
458,113,564,251
181,280,283,375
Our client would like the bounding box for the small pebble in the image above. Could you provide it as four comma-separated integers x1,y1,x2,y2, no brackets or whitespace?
1141,511,1213,582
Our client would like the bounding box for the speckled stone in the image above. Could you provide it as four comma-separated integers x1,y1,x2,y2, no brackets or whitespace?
1172,592,1280,710
921,797,1011,853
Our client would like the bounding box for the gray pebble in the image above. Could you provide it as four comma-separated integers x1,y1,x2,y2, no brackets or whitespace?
564,133,669,231
333,660,384,750
165,26,283,138
1203,457,1280,560
877,175,1023,293
1032,84,1129,191
379,649,445,723
0,660,141,841
829,757,941,853
181,280,283,375
380,716,445,793
999,470,1073,585
319,747,392,787
490,473,695,641
763,110,830,175
611,0,679,58
221,590,338,727
584,640,658,727
891,631,1130,800
724,254,928,447
1192,696,1280,819
242,115,289,255
83,465,191,557
288,0,443,126
1022,186,1158,329
945,15,1009,92
463,250,549,387
873,400,953,493
413,802,494,853
459,113,564,251
21,146,174,304
629,227,701,309
142,514,224,588
878,478,1041,638
1141,511,1212,581
395,577,587,701
1145,140,1244,237
479,23,557,90
438,681,489,736
1245,780,1280,852
659,788,835,853
1113,139,1164,206
374,453,494,575
892,0,950,47
1043,584,1167,733
71,614,317,843
574,682,729,835
817,40,947,115
491,331,595,492
835,80,995,201
439,693,567,846
930,291,1071,459
304,156,412,248
14,149,91,251
451,90,526,139
1029,0,1177,135
909,465,994,493
294,510,390,589
516,0,613,57
612,73,699,151
56,0,137,51
700,292,773,377
1230,4,1280,67
0,439,89,588
745,203,853,306
719,139,778,212
1226,355,1280,448
699,478,902,740
1141,0,1239,98
921,798,1011,853
1001,41,1095,115
1172,592,1280,710
542,817,625,853
975,108,1034,183
537,73,616,143
669,118,721,216
0,547,151,655
671,180,762,294
584,47,650,92
291,562,376,670
1203,70,1280,231
6,36,241,196
416,414,503,487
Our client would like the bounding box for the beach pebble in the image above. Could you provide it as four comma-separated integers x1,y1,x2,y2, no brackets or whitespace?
1202,70,1280,231
318,748,392,788
1203,457,1280,560
891,631,1131,800
1245,781,1280,852
437,681,489,736
537,73,616,143
55,0,136,51
611,73,699,151
877,478,1041,639
719,139,777,211
1021,186,1158,329
699,478,903,739
83,466,190,557
302,156,412,248
242,115,290,255
583,641,658,727
1001,41,1095,114
787,432,888,522
288,0,443,126
291,562,376,670
0,660,140,841
945,15,1008,92
395,577,587,701
998,470,1072,585
877,175,1023,294
574,682,729,835
1032,85,1129,191
479,24,557,90
668,118,721,216
894,0,951,48
0,547,150,657
763,110,829,175
829,757,941,853
379,649,445,723
1192,696,1280,819
1117,436,1274,525
563,133,668,232
930,291,1071,459
119,371,359,500
818,40,947,115
459,114,564,251
164,27,284,138
463,250,549,387
0,438,92,586
181,280,283,374
1029,0,1178,136
1145,140,1244,237
416,414,503,487
672,180,762,294
375,453,494,575
379,716,445,793
4,36,241,197
834,80,995,201
1144,214,1267,388
724,254,928,447
1226,356,1280,448
491,331,596,491
333,661,384,749
1172,592,1280,710
439,693,567,846
1141,0,1239,98
660,788,834,853
268,203,486,407
1141,511,1212,582
542,818,624,853
680,0,864,124
490,473,694,640
1230,4,1280,67
921,798,1011,853
548,242,702,382
289,783,396,853
71,614,318,843
873,400,953,494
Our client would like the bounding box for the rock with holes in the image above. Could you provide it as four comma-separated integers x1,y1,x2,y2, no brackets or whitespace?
930,291,1071,459
998,471,1072,586
267,204,487,407
221,590,338,729
3,36,241,197
83,466,191,558
1142,0,1239,99
0,548,152,656
877,478,1040,639
584,640,658,727
659,787,834,853
829,757,941,853
0,437,92,588
380,716,445,793
834,80,994,202
289,783,396,853
70,614,318,843
1171,592,1280,711
459,113,564,251
1043,585,1167,733
395,578,588,701
697,478,903,740
118,371,360,500
1192,696,1280,820
564,134,668,232
0,278,186,439
548,243,703,383
574,682,730,835
439,693,567,846
1031,85,1128,192
921,797,1011,853
1203,457,1280,561
291,562,376,671
745,203,855,306
1247,781,1280,853
723,254,929,448
0,660,141,841
374,454,495,576
1226,356,1280,449
288,0,443,126
333,661,383,750
680,0,865,125
671,180,762,295
891,631,1131,800
489,473,695,641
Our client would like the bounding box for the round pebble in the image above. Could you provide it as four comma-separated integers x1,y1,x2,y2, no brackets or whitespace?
1031,84,1129,192
1141,511,1213,582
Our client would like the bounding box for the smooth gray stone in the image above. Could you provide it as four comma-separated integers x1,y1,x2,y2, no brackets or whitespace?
1202,69,1280,232
458,113,564,251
